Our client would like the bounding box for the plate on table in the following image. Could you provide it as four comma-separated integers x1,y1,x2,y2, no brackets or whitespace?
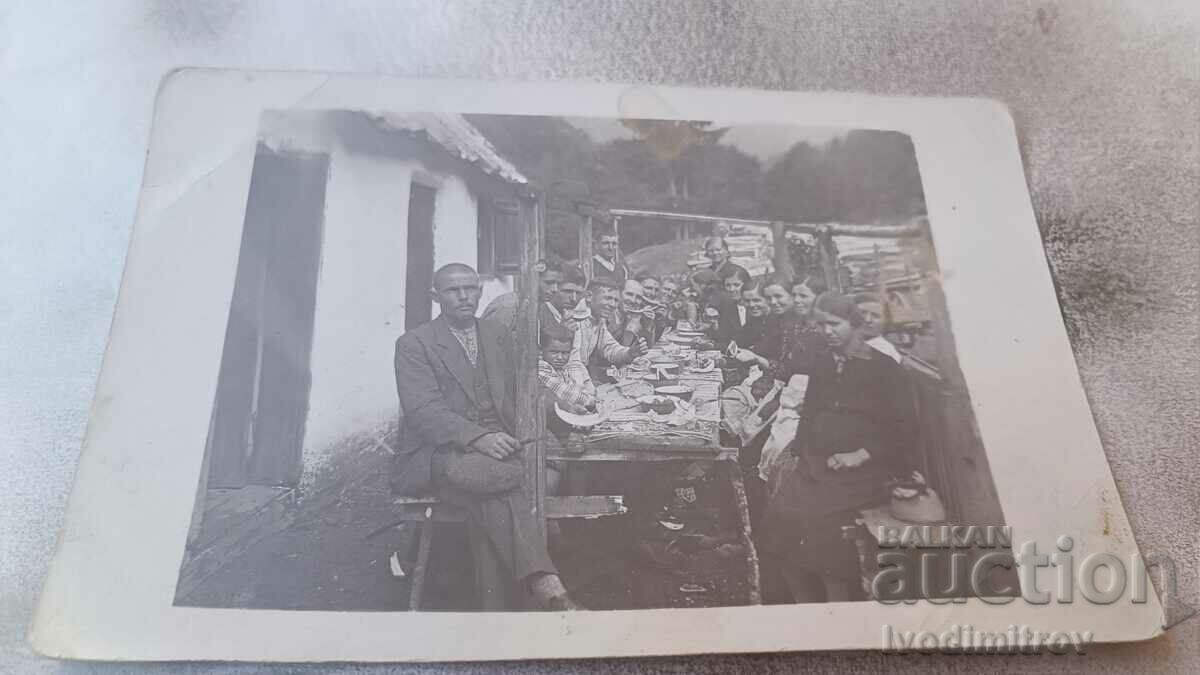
689,357,716,374
666,334,699,344
554,404,604,430
655,384,695,401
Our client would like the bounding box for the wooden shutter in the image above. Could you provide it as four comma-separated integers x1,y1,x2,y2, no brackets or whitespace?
476,198,495,275
493,198,522,274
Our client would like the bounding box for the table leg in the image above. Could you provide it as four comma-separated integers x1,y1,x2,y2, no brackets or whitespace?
726,460,762,605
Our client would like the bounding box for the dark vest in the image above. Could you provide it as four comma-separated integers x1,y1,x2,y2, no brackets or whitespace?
473,342,503,431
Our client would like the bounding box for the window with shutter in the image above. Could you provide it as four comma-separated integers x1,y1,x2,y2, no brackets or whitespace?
477,197,523,275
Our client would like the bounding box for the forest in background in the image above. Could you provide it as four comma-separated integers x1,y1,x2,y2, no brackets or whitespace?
465,114,928,263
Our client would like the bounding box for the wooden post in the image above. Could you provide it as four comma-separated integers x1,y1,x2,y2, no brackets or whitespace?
874,243,889,320
516,190,546,536
771,221,795,282
816,227,841,293
915,231,1004,526
579,214,593,280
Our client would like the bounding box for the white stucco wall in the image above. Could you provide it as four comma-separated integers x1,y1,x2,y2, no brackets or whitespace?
301,133,513,484
302,138,411,479
427,173,513,317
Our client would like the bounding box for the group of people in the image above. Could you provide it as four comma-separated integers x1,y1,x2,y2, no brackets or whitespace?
390,230,922,611
653,237,922,603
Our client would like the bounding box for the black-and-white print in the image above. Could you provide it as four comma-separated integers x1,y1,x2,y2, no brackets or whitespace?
174,109,1009,612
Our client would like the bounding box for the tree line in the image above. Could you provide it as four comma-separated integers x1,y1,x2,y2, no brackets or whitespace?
466,115,927,261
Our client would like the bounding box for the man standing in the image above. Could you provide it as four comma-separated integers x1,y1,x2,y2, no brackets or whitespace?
393,263,580,611
591,231,629,285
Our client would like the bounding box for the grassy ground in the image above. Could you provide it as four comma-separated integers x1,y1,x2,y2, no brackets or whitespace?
181,425,753,612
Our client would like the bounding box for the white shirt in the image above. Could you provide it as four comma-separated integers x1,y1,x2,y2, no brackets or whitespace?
867,336,902,363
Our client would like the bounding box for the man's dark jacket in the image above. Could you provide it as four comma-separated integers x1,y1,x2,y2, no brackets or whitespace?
392,315,517,495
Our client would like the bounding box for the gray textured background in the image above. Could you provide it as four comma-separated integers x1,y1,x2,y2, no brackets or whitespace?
2,0,1197,672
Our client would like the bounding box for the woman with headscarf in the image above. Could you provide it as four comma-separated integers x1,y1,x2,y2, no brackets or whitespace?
757,292,918,603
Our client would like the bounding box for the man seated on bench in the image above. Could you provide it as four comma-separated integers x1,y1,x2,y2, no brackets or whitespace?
392,262,582,611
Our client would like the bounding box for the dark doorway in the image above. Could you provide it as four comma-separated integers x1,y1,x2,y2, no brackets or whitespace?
206,144,329,488
405,183,438,330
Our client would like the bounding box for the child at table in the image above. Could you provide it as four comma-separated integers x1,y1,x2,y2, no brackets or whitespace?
537,323,597,415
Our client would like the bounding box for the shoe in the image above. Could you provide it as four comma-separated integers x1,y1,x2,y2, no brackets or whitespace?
544,593,586,611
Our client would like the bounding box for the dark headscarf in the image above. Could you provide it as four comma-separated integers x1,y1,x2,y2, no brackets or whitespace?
812,292,865,327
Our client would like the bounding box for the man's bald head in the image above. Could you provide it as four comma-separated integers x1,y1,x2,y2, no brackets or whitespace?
431,263,481,327
433,263,478,291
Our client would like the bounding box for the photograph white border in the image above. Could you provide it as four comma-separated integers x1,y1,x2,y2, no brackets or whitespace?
30,70,1164,662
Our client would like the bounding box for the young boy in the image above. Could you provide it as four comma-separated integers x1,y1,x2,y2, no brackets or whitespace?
537,323,597,414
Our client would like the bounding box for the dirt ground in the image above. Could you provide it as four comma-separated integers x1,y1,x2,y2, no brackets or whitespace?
181,432,755,612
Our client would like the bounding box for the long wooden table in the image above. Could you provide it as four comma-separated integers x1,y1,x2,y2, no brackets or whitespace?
546,342,732,462
542,335,762,604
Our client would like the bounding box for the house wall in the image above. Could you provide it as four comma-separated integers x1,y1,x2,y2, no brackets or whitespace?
428,172,511,318
300,135,513,486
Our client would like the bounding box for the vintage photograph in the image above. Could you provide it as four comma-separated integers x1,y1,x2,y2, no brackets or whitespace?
173,108,1010,612
30,74,1162,661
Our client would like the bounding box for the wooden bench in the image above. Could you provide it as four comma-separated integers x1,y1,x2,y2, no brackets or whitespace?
390,494,628,610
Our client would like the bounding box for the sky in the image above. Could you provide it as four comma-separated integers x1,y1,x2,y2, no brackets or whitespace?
565,116,847,165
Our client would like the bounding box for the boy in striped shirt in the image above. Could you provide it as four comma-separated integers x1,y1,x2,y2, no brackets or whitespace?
537,323,597,414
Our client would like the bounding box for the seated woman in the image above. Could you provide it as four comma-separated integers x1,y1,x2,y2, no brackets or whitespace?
790,275,824,319
731,277,826,382
854,293,902,363
757,292,918,603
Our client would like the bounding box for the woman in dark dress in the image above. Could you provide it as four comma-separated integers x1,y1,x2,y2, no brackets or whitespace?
757,292,918,603
732,277,826,381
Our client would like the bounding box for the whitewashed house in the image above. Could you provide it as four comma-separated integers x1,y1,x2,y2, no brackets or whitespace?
179,110,532,599
201,109,530,492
